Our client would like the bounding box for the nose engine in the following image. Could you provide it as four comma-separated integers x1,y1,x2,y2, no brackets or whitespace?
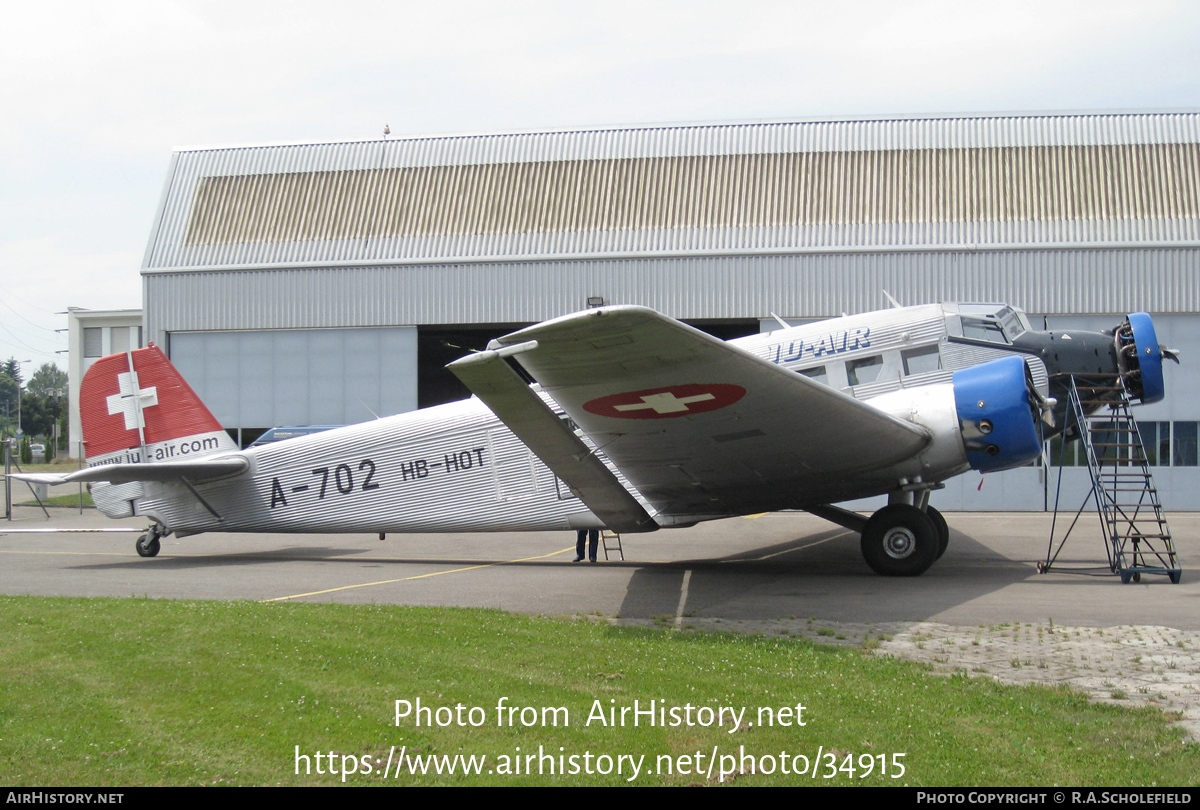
1117,312,1169,404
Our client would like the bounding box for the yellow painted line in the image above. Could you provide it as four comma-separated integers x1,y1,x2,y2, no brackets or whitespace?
742,513,769,519
260,546,576,603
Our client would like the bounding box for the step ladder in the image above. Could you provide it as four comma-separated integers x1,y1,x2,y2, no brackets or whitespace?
600,530,624,561
1043,374,1181,583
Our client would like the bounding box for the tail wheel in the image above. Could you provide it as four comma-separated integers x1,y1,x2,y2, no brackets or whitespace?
925,505,950,560
861,504,939,577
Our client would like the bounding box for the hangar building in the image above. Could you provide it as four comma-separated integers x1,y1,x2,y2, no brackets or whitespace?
135,111,1200,510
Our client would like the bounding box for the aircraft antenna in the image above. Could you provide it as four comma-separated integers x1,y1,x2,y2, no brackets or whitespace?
883,290,902,309
768,312,790,331
360,400,382,420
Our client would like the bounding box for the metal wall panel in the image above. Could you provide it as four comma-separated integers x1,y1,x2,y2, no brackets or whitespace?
144,247,1200,344
169,327,418,429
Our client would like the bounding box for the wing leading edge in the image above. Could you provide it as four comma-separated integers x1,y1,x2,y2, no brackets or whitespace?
466,306,931,518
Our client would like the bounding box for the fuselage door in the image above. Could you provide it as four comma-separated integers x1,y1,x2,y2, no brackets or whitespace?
487,427,540,501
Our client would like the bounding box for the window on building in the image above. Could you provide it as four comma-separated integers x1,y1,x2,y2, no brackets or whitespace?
110,327,130,354
1049,435,1080,466
1174,422,1198,467
1048,421,1194,469
83,328,103,358
1137,421,1171,466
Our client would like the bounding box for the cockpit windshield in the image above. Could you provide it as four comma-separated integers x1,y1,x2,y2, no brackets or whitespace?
954,304,1029,344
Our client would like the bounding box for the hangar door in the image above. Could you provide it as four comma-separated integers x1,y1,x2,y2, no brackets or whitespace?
170,327,418,434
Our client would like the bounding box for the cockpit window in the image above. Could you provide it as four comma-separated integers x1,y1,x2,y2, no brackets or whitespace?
961,317,1008,343
955,304,1028,344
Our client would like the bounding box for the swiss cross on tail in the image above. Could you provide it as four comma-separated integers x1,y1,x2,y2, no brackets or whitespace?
79,344,236,463
106,370,158,430
583,384,746,420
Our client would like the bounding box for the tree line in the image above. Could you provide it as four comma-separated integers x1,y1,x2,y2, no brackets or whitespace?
1,359,68,454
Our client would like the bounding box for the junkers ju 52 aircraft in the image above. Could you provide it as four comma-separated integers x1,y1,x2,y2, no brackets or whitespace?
16,302,1171,576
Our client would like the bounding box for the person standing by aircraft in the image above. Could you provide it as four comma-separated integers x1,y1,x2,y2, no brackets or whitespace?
575,529,599,563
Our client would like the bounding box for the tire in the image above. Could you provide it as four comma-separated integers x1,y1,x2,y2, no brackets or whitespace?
925,505,950,560
860,504,939,577
136,534,161,558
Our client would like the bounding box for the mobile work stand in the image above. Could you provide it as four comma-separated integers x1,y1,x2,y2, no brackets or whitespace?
1042,374,1180,584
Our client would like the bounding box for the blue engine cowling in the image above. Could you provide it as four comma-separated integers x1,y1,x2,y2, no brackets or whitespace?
952,355,1042,473
1124,312,1165,404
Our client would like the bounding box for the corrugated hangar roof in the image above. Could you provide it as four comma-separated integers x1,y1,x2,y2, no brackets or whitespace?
144,112,1200,271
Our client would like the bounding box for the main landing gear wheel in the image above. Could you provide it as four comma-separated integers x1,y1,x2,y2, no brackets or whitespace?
136,531,161,558
925,505,950,561
860,504,939,577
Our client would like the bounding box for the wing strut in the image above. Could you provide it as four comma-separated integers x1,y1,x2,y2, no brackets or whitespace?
449,350,658,534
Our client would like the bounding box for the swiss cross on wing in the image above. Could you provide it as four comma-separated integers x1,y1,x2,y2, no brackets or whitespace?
583,384,746,420
106,370,159,431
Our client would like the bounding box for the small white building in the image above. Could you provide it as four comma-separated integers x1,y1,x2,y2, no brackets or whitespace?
66,308,143,458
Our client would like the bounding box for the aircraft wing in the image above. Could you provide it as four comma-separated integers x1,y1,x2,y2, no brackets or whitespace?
479,306,931,518
450,347,658,534
10,456,249,485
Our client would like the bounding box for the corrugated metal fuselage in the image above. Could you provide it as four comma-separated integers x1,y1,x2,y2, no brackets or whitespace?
128,303,1045,537
133,397,605,536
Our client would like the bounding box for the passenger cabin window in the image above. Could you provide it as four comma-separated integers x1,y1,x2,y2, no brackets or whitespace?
902,346,942,376
847,355,884,386
800,366,828,386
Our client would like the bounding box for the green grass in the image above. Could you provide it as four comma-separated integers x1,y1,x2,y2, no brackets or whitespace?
0,596,1194,786
9,461,83,474
17,490,93,507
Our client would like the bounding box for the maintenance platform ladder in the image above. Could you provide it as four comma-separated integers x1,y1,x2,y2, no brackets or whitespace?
1044,374,1181,583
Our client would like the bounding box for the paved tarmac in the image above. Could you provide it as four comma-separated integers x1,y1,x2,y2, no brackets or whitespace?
1,506,1194,626
3,505,1199,737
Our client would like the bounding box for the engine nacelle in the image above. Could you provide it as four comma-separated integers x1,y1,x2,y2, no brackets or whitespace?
952,355,1042,472
866,355,1041,482
1119,312,1165,404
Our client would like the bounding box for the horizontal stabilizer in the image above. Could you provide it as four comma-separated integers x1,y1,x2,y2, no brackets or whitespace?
449,349,658,534
11,456,249,486
0,528,143,534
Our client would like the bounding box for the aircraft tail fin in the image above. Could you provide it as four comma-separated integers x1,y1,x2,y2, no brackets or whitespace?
80,344,238,466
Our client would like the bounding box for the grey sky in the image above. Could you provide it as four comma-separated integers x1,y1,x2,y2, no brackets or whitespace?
2,0,1198,366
